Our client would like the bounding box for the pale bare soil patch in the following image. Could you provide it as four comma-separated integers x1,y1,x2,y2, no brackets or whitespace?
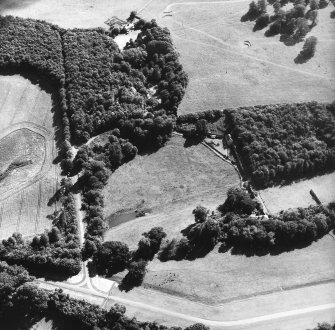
0,75,60,239
259,172,335,214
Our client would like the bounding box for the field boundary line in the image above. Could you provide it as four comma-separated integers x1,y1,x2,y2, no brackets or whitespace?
16,193,24,233
9,81,29,126
34,181,43,234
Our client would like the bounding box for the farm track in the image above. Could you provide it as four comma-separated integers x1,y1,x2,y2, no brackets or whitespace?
0,121,54,202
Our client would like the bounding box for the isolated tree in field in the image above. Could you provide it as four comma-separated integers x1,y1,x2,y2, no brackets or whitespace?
302,35,318,55
295,36,317,63
192,205,209,223
127,11,137,22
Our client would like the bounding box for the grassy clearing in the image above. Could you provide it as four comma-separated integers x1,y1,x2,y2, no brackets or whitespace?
103,134,239,239
0,75,60,239
260,172,335,214
167,1,334,113
142,235,335,305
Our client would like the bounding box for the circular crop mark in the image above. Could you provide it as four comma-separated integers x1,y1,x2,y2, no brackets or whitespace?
0,128,45,197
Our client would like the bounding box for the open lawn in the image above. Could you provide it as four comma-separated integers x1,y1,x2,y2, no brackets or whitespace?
0,75,61,239
103,134,239,240
260,172,335,214
166,1,335,113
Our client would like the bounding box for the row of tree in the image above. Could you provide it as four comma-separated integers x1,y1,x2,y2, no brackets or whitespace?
226,102,335,188
0,179,81,277
0,261,208,330
159,188,335,260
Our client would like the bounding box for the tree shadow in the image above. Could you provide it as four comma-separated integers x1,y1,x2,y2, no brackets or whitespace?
183,136,203,148
220,239,314,258
294,52,313,64
279,34,301,46
180,223,197,237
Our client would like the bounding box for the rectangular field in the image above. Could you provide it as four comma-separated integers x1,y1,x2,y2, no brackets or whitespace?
260,172,335,214
103,134,240,241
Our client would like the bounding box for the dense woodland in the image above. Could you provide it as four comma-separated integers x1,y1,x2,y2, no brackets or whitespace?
62,19,188,145
0,15,64,84
226,102,335,188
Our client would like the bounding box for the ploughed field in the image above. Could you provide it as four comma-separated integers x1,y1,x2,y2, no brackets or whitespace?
0,75,60,239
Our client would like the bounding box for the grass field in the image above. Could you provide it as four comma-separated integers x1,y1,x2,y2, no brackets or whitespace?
115,229,335,305
103,134,239,240
259,172,335,214
0,75,60,239
166,1,335,113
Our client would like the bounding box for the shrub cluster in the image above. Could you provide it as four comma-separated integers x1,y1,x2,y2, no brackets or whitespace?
226,102,335,188
0,179,81,277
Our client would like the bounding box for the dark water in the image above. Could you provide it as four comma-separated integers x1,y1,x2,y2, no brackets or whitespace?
106,209,151,229
106,212,138,228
